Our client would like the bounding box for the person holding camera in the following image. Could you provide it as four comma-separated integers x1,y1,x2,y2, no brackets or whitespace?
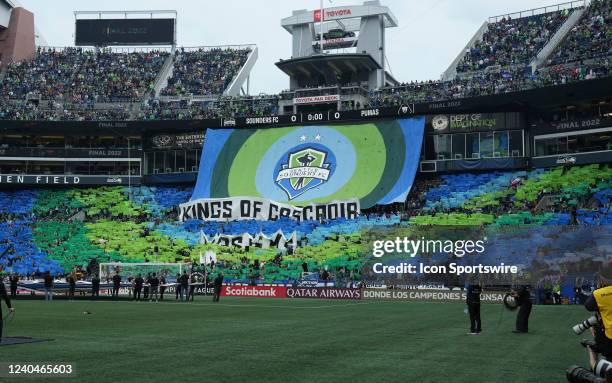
566,266,612,383
585,264,612,359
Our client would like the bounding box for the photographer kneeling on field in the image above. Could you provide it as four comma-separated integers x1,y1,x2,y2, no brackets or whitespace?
565,265,612,383
584,265,612,375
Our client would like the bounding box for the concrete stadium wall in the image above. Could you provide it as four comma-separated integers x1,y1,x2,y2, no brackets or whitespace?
0,7,36,65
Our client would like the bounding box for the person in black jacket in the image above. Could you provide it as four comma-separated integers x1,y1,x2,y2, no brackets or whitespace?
1,279,14,342
321,269,330,287
9,274,18,298
67,273,76,301
213,273,223,303
512,286,532,333
159,275,166,301
149,273,160,302
466,283,482,334
179,272,189,301
111,273,121,298
133,274,144,301
175,273,181,300
143,273,151,300
43,272,54,301
188,274,197,302
91,275,100,298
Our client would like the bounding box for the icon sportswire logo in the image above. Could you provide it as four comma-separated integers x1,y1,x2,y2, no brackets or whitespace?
275,147,332,200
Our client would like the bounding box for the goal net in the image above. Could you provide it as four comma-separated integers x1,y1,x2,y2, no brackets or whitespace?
99,262,190,281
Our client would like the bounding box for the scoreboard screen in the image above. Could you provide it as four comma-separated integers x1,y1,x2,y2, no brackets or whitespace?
75,18,175,46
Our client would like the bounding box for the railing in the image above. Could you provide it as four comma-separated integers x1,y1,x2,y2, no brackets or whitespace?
375,81,445,93
279,84,369,100
454,63,530,81
36,44,255,54
0,147,142,158
488,0,587,23
214,95,280,103
279,91,295,101
536,55,612,73
339,86,369,97
157,94,218,103
294,86,340,98
5,99,141,110
177,44,256,52
315,46,359,55
37,46,174,53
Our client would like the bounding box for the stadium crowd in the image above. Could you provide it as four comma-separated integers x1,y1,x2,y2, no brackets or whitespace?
160,47,251,96
456,9,572,73
3,58,607,122
368,58,609,107
0,2,607,122
0,164,609,281
138,94,279,120
547,0,611,65
0,47,168,103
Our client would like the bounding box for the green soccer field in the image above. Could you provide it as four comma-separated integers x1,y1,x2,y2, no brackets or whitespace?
0,297,591,383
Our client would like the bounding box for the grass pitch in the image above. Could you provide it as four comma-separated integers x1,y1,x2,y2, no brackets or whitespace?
1,297,590,383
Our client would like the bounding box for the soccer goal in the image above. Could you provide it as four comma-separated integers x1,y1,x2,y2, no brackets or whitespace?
99,262,191,281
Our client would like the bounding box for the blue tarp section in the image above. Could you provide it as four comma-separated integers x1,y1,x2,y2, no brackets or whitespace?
0,220,63,275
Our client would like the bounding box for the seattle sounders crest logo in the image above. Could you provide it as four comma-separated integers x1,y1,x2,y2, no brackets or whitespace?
275,147,331,200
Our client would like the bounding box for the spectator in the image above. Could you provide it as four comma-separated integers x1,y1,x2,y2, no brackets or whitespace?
547,0,611,65
457,10,571,73
43,271,53,301
161,47,251,96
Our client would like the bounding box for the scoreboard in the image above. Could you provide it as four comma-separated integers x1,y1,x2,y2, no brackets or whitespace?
75,18,175,46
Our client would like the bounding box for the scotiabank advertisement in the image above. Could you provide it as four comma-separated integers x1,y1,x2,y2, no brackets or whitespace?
221,285,287,298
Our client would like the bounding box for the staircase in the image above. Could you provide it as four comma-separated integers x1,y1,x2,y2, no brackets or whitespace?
530,6,587,71
150,47,177,99
441,21,488,81
224,46,258,96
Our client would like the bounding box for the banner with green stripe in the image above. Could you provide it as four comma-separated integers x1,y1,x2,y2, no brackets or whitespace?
191,118,425,209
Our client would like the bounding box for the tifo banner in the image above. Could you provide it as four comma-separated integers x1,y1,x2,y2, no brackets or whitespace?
179,196,359,222
286,287,362,300
190,118,425,208
199,229,299,250
221,285,287,298
361,289,506,303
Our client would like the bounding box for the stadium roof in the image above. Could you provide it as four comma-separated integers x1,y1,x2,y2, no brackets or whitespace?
276,53,381,79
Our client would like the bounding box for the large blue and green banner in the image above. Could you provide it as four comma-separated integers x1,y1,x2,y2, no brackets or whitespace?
189,118,424,212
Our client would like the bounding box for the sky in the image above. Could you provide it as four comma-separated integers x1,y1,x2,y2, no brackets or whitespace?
18,0,571,94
